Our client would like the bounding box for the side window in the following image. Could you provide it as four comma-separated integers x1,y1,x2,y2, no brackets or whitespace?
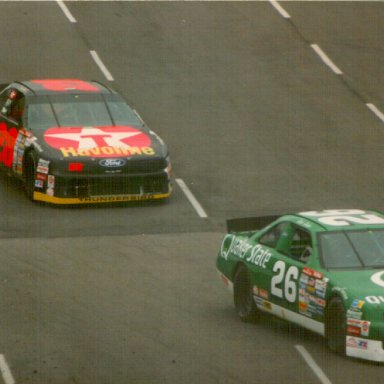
288,227,313,263
0,89,25,125
259,222,288,248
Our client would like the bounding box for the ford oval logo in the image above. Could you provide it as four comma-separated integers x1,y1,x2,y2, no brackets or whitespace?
99,158,126,168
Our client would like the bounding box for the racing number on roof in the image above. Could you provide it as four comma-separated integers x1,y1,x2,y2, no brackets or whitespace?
300,209,384,226
271,261,299,303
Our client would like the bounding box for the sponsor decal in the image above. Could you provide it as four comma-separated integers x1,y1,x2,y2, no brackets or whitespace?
365,296,384,304
99,158,126,168
31,79,99,92
35,180,44,189
47,175,55,189
347,325,361,336
259,288,269,300
44,126,154,158
303,267,323,279
347,319,370,337
351,299,365,310
347,309,363,320
371,271,384,288
37,165,49,174
358,340,368,349
347,337,358,348
220,238,272,268
246,244,272,268
36,173,47,181
79,195,155,203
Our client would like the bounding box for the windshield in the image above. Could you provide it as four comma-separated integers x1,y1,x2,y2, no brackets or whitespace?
27,94,143,130
319,229,384,269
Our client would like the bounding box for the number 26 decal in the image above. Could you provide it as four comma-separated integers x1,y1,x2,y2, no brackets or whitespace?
271,261,299,303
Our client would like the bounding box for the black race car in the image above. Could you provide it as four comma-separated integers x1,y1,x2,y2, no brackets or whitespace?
0,79,172,204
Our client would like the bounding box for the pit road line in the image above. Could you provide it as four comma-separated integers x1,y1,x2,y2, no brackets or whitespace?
90,51,115,82
366,103,384,124
269,0,291,19
0,355,15,384
295,345,332,384
56,0,77,23
175,178,208,218
310,44,343,75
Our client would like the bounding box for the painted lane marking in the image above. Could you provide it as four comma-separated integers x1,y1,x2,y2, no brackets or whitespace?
366,103,384,124
56,0,77,23
0,355,15,384
269,0,291,19
295,345,332,384
310,44,343,75
90,51,114,82
175,178,208,218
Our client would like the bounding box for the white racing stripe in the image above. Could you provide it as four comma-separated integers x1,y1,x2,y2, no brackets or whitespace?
0,355,15,384
295,345,332,384
175,178,208,218
269,0,291,19
311,44,343,75
90,51,114,82
56,0,77,23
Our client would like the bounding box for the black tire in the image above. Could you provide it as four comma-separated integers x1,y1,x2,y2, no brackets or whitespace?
24,152,36,201
233,264,258,322
325,296,346,354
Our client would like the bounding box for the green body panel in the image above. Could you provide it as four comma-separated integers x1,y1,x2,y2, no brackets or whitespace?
216,209,384,341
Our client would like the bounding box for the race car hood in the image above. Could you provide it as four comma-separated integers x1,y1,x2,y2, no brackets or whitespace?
31,125,168,165
330,269,384,303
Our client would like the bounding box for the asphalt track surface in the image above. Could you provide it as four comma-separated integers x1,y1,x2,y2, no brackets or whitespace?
0,1,384,383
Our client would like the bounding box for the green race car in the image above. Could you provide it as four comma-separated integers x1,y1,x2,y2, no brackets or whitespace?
216,209,384,362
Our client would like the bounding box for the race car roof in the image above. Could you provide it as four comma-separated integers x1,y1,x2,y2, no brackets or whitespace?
15,79,112,96
291,209,384,232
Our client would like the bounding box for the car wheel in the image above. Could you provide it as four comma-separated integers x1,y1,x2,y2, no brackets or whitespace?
233,264,258,322
326,296,346,354
24,153,36,201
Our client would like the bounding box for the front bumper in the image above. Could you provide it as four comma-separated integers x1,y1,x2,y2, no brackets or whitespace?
346,336,384,362
33,171,172,204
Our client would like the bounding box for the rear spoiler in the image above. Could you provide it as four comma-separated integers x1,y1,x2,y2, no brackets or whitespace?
226,215,280,233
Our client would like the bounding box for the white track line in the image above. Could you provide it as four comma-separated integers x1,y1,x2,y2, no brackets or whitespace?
175,178,208,218
90,51,114,82
310,44,343,75
295,345,332,384
366,103,384,124
269,0,291,19
56,0,77,23
0,355,15,384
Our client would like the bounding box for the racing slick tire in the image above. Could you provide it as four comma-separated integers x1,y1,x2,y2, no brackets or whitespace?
233,264,258,322
325,296,346,354
24,152,37,201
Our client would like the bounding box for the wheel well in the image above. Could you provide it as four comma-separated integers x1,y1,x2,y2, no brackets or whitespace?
324,294,345,331
22,149,34,179
232,262,246,280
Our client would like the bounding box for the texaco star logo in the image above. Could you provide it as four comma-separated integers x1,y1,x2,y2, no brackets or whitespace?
44,126,152,158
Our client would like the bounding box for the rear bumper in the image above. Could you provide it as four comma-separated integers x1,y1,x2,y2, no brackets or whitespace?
346,336,384,362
